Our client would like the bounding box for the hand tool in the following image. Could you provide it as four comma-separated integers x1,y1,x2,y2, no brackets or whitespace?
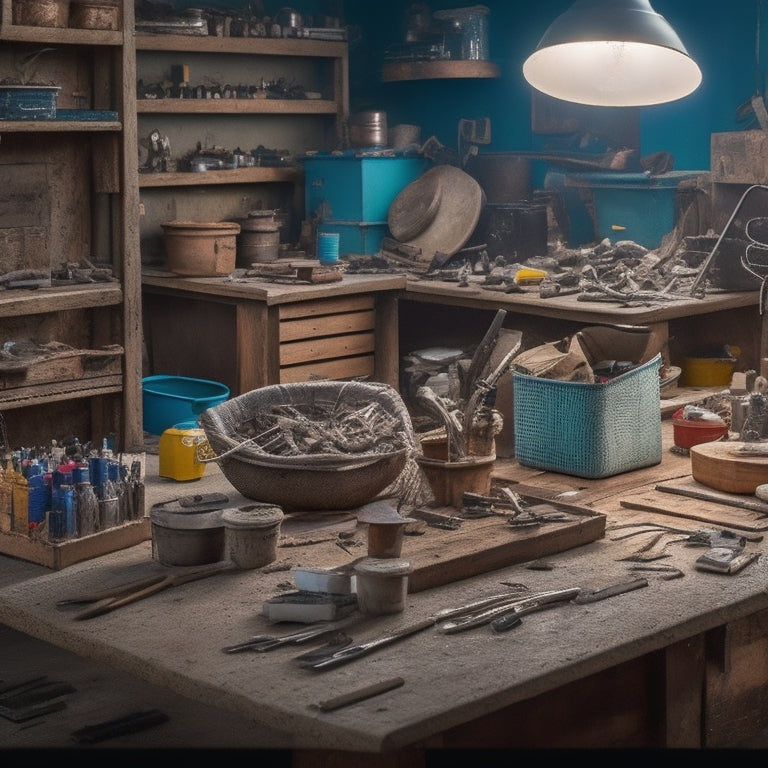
70,709,169,744
222,622,354,653
57,561,235,620
491,579,649,633
438,587,581,634
314,677,405,712
298,617,436,671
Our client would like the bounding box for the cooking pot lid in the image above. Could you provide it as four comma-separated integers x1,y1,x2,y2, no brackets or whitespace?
388,165,483,261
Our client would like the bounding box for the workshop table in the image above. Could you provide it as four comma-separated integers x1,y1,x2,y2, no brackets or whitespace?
1,422,768,760
142,270,406,396
400,280,765,376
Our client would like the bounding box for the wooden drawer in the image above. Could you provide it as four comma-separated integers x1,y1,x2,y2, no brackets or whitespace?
278,294,376,382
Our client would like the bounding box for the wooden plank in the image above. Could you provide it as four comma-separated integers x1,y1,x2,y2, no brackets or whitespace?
280,332,375,367
656,476,768,514
278,294,374,320
664,635,705,747
0,518,151,570
704,609,768,747
374,291,399,390
404,503,606,593
279,309,375,342
279,355,374,384
619,490,768,532
0,347,122,389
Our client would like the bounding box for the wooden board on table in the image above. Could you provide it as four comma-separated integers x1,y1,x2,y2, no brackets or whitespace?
403,497,606,592
619,482,768,532
660,386,721,418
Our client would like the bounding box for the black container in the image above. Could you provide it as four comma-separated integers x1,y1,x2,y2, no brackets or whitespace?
473,202,548,261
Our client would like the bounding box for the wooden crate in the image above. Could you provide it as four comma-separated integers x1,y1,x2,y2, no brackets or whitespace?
0,518,150,570
278,294,376,383
0,451,147,569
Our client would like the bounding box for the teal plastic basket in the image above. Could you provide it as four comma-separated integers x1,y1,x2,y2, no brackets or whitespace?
512,354,662,479
142,375,230,435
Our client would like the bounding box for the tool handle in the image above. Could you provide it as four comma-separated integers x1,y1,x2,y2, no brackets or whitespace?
316,677,405,712
306,618,434,671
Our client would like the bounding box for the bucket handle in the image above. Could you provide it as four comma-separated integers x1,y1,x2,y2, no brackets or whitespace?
195,434,261,464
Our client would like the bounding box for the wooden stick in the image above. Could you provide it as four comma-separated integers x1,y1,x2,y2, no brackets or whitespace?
315,677,405,712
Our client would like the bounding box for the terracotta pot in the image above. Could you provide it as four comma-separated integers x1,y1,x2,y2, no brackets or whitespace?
162,221,240,276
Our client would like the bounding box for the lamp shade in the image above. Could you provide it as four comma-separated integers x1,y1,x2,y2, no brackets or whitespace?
522,0,702,107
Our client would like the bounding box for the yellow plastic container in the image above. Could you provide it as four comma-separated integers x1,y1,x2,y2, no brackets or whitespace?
680,346,741,387
159,425,207,481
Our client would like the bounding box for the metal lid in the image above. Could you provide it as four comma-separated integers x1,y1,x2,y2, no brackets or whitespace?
150,492,229,530
150,505,224,531
221,503,284,529
354,557,413,577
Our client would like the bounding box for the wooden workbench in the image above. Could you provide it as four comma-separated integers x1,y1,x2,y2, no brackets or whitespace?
2,421,768,758
142,269,406,395
400,280,763,373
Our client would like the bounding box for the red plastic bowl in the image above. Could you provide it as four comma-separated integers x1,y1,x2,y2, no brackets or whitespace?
672,408,729,449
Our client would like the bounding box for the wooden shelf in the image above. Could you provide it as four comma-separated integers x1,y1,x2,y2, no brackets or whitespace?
381,59,500,82
136,98,338,115
0,23,122,45
0,0,143,451
0,285,122,318
135,34,347,58
139,166,300,188
0,120,121,132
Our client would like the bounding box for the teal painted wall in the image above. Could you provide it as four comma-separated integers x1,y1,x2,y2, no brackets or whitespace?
158,1,764,170
347,0,763,171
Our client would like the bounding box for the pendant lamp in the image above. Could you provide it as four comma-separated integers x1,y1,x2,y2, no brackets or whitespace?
522,0,702,107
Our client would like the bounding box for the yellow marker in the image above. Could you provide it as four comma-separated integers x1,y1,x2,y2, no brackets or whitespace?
514,268,547,285
611,224,627,231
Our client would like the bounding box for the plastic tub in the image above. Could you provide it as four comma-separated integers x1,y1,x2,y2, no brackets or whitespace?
142,375,230,435
672,408,729,449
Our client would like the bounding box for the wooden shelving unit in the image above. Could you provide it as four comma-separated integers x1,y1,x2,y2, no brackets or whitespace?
0,0,142,451
134,33,349,258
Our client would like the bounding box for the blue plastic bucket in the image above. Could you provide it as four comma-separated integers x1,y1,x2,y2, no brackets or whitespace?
142,375,230,435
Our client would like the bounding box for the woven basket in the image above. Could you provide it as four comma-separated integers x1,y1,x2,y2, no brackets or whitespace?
198,380,432,511
512,354,662,479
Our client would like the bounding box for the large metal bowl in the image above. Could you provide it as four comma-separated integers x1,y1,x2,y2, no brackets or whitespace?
198,380,414,511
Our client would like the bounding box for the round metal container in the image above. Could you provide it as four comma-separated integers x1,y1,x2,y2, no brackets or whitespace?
150,503,225,566
354,558,413,616
348,111,387,148
222,504,284,569
237,210,280,265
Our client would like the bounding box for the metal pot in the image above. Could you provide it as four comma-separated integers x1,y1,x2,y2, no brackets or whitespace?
348,111,387,148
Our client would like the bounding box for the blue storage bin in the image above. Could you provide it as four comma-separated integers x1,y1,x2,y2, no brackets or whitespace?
142,375,230,435
0,85,59,121
512,355,662,479
318,221,388,256
302,153,430,223
563,171,704,249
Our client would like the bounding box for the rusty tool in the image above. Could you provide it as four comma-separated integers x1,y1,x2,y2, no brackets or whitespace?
314,677,405,712
57,561,235,620
299,617,436,671
222,621,354,653
490,578,649,633
438,587,582,634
